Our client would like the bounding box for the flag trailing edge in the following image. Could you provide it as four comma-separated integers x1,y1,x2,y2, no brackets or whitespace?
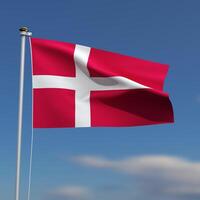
30,37,174,128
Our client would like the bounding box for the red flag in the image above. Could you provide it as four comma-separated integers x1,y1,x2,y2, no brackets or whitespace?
30,38,174,128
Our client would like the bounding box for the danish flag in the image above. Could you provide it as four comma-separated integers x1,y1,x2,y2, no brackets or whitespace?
30,38,174,128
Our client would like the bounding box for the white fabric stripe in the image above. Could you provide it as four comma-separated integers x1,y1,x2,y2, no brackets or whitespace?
33,75,76,90
33,75,149,91
74,45,91,127
74,45,91,77
90,77,148,90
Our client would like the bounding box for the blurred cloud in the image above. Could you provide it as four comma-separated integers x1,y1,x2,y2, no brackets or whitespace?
197,94,200,103
49,185,91,200
72,155,200,199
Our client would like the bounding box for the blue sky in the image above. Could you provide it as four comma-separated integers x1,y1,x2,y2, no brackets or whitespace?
0,0,200,200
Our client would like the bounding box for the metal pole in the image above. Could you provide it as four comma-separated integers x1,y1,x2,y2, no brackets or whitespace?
15,27,32,200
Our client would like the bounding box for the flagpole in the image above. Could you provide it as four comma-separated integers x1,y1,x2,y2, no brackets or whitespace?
15,27,32,200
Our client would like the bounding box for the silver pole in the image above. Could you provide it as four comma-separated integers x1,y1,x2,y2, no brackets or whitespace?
15,27,32,200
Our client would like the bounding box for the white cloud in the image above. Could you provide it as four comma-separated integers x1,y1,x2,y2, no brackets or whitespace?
72,155,112,168
197,94,200,103
50,185,91,199
72,155,200,198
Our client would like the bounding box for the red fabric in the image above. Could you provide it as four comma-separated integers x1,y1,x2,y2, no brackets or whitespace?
91,89,173,127
88,48,168,91
33,89,75,127
31,38,76,77
31,38,174,128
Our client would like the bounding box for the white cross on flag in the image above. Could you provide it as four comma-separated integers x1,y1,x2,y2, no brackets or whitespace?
30,38,174,128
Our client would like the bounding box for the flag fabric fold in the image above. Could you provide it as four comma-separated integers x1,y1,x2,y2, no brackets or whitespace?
30,38,174,128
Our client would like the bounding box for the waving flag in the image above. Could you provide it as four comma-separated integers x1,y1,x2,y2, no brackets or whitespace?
30,38,174,128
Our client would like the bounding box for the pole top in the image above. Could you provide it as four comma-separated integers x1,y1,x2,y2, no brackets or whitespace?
19,26,32,37
19,27,29,32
